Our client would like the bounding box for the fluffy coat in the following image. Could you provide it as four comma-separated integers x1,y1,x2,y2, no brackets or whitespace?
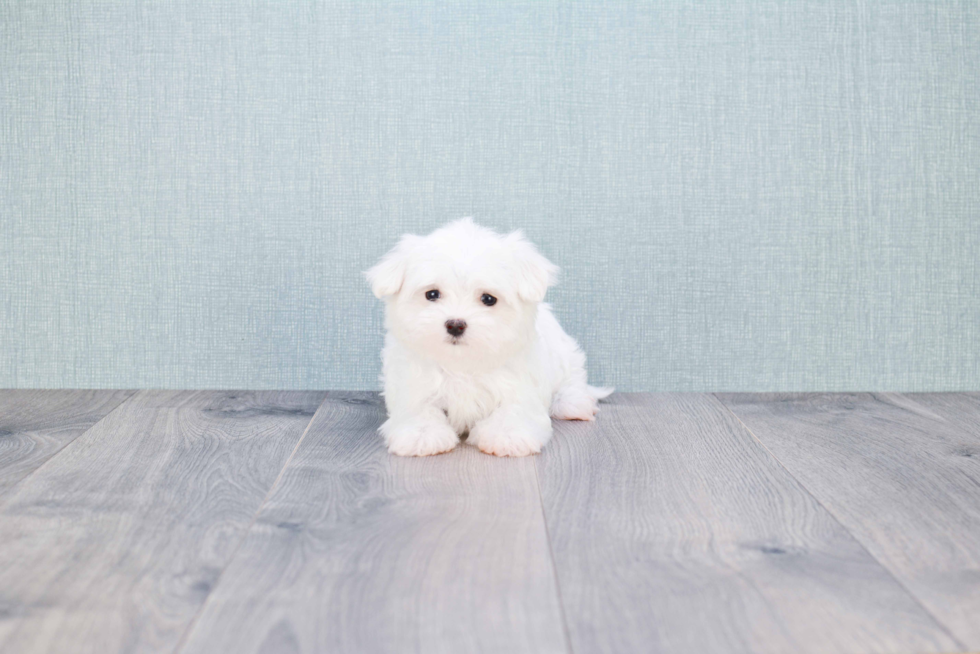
366,218,612,456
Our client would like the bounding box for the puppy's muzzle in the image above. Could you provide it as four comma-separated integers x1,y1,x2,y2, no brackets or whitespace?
445,319,467,337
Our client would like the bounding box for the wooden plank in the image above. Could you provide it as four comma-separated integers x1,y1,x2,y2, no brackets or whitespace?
537,393,959,654
177,392,567,654
717,392,980,649
0,390,325,654
902,392,980,441
0,389,134,497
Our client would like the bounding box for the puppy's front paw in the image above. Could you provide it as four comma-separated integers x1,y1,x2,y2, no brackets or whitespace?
382,418,459,457
469,407,552,457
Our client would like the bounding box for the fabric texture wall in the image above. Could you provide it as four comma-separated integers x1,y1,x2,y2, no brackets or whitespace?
2,1,978,391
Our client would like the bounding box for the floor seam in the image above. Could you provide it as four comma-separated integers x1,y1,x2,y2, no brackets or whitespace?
169,390,330,654
710,393,969,653
533,452,576,654
0,389,138,512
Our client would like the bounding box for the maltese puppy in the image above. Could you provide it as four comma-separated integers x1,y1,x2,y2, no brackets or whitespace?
366,218,613,457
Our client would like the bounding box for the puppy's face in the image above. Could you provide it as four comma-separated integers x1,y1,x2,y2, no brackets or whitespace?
366,219,558,371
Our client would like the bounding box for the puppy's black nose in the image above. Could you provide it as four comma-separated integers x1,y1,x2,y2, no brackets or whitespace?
445,319,467,337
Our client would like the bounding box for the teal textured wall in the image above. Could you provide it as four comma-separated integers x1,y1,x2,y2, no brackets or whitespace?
2,2,978,391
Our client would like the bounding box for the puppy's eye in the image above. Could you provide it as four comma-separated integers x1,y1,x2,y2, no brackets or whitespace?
481,293,497,307
425,290,440,301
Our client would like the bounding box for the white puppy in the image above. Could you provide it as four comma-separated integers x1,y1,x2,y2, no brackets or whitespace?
366,218,613,457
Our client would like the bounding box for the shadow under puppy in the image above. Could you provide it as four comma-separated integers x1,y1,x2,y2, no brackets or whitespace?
366,218,613,457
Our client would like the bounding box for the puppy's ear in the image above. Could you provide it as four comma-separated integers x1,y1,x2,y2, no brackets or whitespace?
507,230,559,302
365,234,419,299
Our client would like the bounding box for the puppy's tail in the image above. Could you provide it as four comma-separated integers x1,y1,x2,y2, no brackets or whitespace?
588,385,615,401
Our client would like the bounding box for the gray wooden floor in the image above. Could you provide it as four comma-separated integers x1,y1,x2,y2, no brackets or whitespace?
1,391,978,654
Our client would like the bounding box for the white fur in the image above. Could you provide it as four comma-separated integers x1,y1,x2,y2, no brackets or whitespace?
365,218,613,457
